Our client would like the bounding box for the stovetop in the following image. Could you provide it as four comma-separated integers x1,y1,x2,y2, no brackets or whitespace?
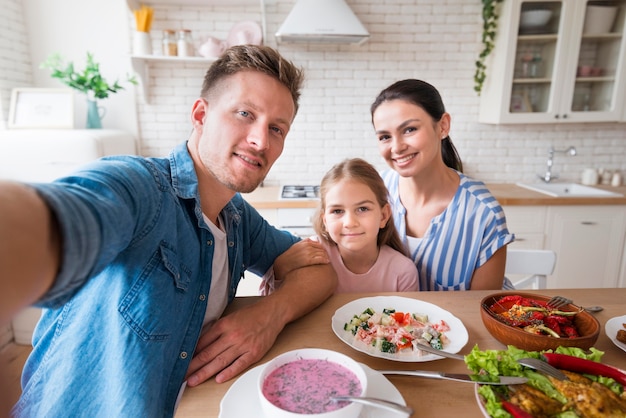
279,185,320,200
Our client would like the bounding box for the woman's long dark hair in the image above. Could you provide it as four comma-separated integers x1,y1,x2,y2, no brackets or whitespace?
370,79,463,172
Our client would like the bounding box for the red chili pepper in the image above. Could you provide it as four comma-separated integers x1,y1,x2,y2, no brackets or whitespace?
542,353,626,386
543,316,563,336
545,314,569,324
501,400,534,418
562,324,579,338
498,295,524,304
530,311,545,322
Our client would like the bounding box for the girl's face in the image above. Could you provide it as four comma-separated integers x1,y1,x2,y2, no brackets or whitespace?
372,99,450,178
322,178,390,255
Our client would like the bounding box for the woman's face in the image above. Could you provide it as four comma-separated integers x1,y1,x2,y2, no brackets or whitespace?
372,99,449,178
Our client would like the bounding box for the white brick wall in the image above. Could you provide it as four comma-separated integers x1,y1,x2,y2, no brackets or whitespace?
2,0,625,184
130,0,626,185
0,0,34,130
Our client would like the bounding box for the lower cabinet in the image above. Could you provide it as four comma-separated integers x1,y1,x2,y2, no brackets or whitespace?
505,205,626,288
545,206,626,289
503,206,547,249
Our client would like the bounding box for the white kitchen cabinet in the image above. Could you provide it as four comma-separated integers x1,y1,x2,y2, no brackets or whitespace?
503,206,547,249
544,205,626,288
479,0,626,124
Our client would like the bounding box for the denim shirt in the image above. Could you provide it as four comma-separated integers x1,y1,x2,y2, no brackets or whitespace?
13,141,298,417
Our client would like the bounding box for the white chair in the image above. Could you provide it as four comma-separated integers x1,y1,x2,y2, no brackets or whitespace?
506,249,556,290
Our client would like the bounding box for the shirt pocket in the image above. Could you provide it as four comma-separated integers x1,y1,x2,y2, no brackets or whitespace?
119,241,192,340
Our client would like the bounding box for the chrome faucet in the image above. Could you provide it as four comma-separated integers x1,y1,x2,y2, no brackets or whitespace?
539,146,577,183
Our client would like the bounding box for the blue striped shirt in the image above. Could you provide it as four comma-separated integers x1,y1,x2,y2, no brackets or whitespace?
381,169,515,291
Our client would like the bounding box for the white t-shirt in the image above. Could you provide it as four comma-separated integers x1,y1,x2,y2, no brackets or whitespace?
202,213,229,328
176,214,229,410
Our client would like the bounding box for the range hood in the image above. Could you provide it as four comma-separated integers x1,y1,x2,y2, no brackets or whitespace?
275,0,370,45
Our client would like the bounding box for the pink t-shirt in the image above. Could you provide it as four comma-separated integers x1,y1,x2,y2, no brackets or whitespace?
258,238,419,295
324,241,419,293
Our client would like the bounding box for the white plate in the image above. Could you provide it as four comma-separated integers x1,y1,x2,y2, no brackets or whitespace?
474,386,489,418
332,296,469,362
219,363,406,418
227,20,263,47
605,314,626,353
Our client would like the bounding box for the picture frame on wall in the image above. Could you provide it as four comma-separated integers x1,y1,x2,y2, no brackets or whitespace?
8,88,74,129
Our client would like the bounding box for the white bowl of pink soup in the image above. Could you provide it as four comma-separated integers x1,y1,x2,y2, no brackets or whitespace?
258,348,368,418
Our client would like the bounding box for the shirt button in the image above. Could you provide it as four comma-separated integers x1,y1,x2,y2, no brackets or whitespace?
207,240,213,246
180,352,188,359
228,241,234,247
199,294,206,301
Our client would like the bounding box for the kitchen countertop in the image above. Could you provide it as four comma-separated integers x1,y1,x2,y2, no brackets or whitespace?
242,184,626,208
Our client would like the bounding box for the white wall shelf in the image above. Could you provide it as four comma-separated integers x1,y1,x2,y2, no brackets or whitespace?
130,55,216,103
125,0,267,103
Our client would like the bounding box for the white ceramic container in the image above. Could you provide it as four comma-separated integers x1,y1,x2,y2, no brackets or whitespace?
583,5,618,34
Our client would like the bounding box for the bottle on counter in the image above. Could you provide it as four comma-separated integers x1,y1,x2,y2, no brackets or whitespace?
611,171,623,187
581,168,598,185
162,30,178,56
177,29,194,57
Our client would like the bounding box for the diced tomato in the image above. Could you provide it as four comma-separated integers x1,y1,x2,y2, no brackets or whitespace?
392,312,405,324
397,338,413,350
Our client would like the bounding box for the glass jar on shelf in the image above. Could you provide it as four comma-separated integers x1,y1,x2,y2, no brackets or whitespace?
162,30,178,56
177,29,194,57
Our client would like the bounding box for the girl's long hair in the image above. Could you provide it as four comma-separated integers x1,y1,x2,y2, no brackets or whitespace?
313,158,408,256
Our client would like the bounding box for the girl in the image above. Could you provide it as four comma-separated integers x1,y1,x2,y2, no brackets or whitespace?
261,158,418,295
311,158,418,293
370,79,514,291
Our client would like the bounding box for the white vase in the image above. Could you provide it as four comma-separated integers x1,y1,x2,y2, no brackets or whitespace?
133,31,153,56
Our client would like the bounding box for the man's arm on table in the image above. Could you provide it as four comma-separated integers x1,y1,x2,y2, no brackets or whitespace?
186,262,337,386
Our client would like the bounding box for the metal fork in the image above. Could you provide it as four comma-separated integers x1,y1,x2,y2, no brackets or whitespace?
516,358,568,380
546,296,603,312
546,295,573,309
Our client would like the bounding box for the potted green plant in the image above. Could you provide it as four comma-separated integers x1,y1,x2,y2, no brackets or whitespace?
474,0,504,95
40,52,137,128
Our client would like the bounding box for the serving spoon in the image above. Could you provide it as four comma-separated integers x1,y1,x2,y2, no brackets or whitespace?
331,396,414,416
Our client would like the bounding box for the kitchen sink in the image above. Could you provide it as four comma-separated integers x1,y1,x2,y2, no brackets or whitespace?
516,182,624,197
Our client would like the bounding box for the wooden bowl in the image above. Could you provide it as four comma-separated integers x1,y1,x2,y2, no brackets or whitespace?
480,292,600,351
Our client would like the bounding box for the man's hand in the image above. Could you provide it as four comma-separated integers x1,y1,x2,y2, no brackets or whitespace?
273,238,329,279
185,263,337,386
185,301,282,386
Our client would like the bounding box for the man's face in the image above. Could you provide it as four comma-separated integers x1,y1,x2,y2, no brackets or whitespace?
189,70,296,194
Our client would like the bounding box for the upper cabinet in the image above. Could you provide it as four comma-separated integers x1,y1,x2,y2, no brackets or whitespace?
479,0,626,124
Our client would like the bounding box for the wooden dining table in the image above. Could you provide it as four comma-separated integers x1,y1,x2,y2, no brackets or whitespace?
175,288,626,418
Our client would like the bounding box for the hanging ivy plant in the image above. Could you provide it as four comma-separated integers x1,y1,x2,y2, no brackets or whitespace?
474,0,504,95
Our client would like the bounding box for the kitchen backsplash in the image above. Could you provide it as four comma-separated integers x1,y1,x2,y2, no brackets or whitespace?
2,0,625,185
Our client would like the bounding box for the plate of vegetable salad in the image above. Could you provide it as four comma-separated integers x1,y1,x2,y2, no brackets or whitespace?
331,296,468,362
467,345,626,417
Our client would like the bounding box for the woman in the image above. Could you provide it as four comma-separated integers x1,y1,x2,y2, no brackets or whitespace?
370,79,514,291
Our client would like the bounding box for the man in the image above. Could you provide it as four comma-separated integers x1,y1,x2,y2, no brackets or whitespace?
0,45,336,417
